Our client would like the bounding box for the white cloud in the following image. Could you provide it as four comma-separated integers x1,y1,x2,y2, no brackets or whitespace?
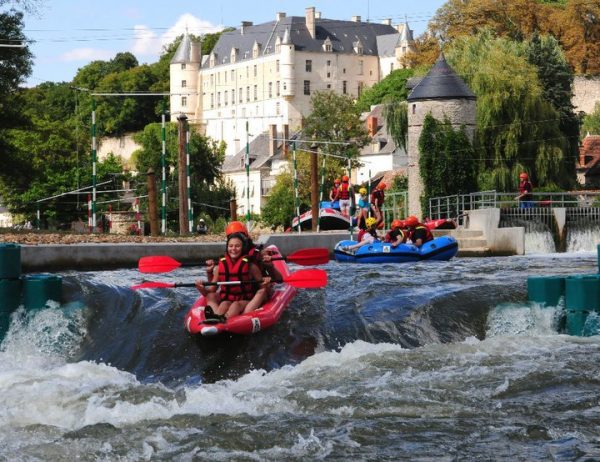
59,48,114,62
130,13,223,59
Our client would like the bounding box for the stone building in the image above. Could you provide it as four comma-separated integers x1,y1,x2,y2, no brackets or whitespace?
406,53,477,217
577,134,600,188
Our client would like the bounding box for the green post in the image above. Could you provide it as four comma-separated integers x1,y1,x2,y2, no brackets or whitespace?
245,121,250,225
161,106,167,234
91,99,97,232
186,122,193,233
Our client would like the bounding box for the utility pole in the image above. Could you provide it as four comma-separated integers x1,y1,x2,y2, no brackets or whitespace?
310,143,319,232
177,114,189,235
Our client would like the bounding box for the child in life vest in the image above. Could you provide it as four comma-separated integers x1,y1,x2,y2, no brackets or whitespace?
196,232,271,321
355,187,369,229
342,217,379,253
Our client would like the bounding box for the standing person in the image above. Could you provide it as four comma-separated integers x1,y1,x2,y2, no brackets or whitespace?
355,187,370,229
384,219,407,248
329,179,341,202
516,172,534,209
370,182,386,228
338,175,352,216
405,215,433,247
196,232,272,321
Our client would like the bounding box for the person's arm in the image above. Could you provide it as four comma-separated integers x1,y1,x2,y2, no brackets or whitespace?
260,252,283,283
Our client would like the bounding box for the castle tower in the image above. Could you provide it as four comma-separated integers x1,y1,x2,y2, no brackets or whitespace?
406,53,477,217
169,34,201,122
280,27,295,99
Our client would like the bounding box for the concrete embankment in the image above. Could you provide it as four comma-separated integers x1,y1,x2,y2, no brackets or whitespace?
19,229,492,272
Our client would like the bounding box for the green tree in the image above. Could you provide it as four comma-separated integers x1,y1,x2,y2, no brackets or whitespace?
383,101,408,152
446,30,571,191
582,102,600,136
419,114,477,215
355,68,413,113
259,171,296,229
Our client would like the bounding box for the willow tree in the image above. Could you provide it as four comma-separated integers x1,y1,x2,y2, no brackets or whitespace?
383,101,408,152
446,30,570,191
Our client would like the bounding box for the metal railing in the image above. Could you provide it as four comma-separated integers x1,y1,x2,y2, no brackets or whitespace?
381,191,408,228
429,191,600,222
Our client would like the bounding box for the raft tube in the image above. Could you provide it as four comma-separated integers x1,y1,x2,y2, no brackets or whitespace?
333,235,459,263
184,245,297,336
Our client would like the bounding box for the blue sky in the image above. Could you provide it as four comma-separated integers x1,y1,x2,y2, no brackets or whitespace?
19,0,446,86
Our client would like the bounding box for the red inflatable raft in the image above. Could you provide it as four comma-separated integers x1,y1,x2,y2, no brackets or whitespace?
184,245,297,336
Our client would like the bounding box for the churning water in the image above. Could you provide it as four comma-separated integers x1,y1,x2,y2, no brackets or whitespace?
1,253,600,460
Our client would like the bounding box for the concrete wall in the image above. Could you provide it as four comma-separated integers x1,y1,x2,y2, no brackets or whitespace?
466,208,524,255
573,76,600,114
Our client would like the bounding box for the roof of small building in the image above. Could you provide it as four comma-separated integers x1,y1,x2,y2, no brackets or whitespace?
205,16,397,68
359,104,399,156
376,22,413,58
407,53,476,101
578,134,600,175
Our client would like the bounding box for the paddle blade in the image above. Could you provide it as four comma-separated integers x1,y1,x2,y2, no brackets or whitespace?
285,248,330,266
283,269,327,289
138,256,182,273
131,281,177,290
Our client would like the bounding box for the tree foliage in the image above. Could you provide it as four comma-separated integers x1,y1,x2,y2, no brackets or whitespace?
383,101,408,152
446,30,572,191
355,68,413,113
428,0,600,74
260,171,295,229
581,102,600,136
419,114,477,216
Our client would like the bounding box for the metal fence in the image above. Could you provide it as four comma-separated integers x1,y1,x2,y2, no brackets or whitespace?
429,191,600,224
381,191,408,228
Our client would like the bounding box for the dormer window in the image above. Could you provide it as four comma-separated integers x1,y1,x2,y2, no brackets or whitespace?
209,52,216,67
353,40,363,55
252,41,261,58
230,47,238,63
323,37,333,52
275,36,281,53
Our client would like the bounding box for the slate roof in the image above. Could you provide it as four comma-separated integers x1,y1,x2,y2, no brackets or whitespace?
205,16,397,68
407,53,476,101
171,34,200,64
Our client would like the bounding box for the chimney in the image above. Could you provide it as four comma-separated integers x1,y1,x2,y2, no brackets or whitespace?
241,21,253,35
368,116,378,136
382,18,392,26
352,15,361,22
190,41,201,63
306,7,316,39
269,124,277,157
315,11,321,19
276,12,286,21
282,124,289,155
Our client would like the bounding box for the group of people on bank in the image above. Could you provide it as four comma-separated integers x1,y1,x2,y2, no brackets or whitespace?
329,176,387,229
341,214,433,254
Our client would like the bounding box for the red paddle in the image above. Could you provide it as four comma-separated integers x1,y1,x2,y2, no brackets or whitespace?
131,268,328,290
138,248,329,273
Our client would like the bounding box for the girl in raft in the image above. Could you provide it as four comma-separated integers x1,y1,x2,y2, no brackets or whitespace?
195,232,272,322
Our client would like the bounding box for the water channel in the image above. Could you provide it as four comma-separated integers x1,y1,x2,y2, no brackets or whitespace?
1,237,600,459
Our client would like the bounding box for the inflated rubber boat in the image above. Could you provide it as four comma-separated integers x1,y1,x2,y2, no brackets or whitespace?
333,235,459,263
184,245,297,336
291,200,352,231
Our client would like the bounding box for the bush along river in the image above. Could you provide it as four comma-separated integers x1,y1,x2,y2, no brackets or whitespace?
0,251,599,460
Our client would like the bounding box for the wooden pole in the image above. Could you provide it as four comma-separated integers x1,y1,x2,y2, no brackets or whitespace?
230,198,237,221
177,114,189,235
310,144,319,232
147,168,159,237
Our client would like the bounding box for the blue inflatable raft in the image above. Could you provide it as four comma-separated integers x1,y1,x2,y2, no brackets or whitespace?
334,235,459,263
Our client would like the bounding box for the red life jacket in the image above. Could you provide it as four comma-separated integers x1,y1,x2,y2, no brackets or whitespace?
371,189,385,208
519,180,533,200
357,229,367,242
385,229,405,244
338,182,350,200
330,186,339,200
217,255,255,302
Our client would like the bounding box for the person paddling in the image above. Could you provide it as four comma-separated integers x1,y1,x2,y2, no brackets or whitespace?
196,232,271,321
384,219,407,248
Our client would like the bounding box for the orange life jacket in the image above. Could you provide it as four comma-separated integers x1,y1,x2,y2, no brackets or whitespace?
338,182,350,200
217,255,256,302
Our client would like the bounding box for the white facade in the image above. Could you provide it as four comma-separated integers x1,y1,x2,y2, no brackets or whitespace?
97,134,140,165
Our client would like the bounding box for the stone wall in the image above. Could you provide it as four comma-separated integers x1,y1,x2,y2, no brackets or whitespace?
573,76,600,114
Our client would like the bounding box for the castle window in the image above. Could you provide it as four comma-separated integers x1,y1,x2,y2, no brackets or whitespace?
327,60,331,66
268,82,273,98
304,80,311,95
305,60,312,72
412,104,416,114
276,60,279,72
253,84,257,101
358,60,363,75
246,86,250,102
253,65,257,77
181,63,186,70
224,91,228,106
181,96,187,107
276,80,280,96
276,102,280,115
239,87,243,103
210,93,214,109
342,81,347,94
231,69,235,80
232,89,236,105
357,82,364,97
181,80,187,88
390,63,394,73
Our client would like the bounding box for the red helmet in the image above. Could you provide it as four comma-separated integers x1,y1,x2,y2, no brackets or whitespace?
391,219,403,229
225,220,249,237
342,175,349,182
519,172,529,180
334,178,341,184
377,182,386,190
405,216,418,227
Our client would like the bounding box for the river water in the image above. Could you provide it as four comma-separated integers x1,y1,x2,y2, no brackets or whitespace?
1,251,600,460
